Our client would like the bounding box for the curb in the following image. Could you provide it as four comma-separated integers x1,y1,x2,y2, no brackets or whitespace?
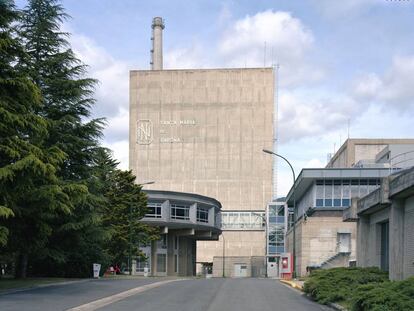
0,279,92,296
279,279,303,290
328,302,348,311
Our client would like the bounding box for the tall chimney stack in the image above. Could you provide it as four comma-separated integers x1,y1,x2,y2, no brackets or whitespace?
150,17,164,70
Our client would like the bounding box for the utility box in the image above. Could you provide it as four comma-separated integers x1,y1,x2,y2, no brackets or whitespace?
280,253,292,279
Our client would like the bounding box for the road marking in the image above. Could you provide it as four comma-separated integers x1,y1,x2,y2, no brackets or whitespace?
66,279,185,311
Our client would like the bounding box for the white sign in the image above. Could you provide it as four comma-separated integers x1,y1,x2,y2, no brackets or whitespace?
93,263,101,278
137,120,153,145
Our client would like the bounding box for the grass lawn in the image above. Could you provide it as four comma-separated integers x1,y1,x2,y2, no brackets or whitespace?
0,277,80,292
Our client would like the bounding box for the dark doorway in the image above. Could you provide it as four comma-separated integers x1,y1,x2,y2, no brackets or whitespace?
380,222,389,272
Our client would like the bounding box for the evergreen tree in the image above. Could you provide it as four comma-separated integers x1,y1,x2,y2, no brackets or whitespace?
18,0,107,277
103,169,159,270
0,0,72,278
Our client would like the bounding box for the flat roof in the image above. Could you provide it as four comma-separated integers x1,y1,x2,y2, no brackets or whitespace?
285,168,391,205
144,189,222,209
130,67,274,73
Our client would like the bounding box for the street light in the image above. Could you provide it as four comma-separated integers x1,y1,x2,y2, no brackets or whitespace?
222,234,226,278
262,149,297,279
129,180,156,275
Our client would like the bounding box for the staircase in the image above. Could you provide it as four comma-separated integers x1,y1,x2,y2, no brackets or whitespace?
320,252,351,269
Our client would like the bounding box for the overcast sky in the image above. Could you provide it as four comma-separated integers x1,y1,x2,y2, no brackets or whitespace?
16,0,414,197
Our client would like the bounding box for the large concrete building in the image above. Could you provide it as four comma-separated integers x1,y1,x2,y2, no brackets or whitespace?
129,17,275,277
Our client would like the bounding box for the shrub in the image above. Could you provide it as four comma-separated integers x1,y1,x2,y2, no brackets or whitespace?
350,277,414,311
303,267,388,305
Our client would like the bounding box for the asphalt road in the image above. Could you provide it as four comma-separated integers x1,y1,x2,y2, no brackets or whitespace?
0,278,163,311
0,278,331,311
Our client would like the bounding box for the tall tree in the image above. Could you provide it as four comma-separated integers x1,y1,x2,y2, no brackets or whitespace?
0,0,73,278
18,0,107,277
103,169,159,270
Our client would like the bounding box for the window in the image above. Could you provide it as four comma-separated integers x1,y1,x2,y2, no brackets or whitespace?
221,211,265,230
157,234,167,249
324,180,333,207
351,180,359,198
197,207,209,223
359,179,368,197
146,202,162,218
174,254,178,273
156,254,167,273
268,204,285,224
174,236,179,250
334,180,341,206
316,180,324,207
171,204,190,220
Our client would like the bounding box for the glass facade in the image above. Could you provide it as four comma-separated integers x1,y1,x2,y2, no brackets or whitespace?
267,203,286,255
315,179,380,207
221,211,265,230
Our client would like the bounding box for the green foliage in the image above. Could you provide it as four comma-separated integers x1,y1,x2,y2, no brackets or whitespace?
14,0,108,277
103,169,159,266
350,277,414,311
303,267,388,305
0,0,72,272
0,0,157,279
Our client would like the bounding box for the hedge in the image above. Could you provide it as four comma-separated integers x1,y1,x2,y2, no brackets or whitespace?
303,267,388,305
303,267,414,311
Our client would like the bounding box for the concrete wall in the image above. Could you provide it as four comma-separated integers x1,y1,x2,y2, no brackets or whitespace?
286,216,356,277
212,256,265,278
197,231,266,264
357,167,414,280
130,68,274,265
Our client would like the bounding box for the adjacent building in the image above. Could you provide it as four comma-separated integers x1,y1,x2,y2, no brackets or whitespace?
136,190,221,276
327,138,414,169
351,167,414,280
129,17,275,277
286,138,414,277
285,167,389,276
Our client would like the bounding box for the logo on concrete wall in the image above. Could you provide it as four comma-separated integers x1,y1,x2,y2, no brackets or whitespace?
137,120,153,145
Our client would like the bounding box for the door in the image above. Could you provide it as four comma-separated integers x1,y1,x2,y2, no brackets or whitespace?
380,222,389,272
338,233,351,253
234,264,248,277
267,257,279,278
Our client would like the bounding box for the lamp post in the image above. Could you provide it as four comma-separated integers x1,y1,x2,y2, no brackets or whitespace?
262,149,296,279
222,234,226,278
129,181,156,275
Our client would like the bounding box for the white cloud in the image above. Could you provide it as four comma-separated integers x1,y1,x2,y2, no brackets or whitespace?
64,26,131,169
278,90,361,143
164,10,324,87
352,55,414,110
164,43,210,69
102,140,129,170
218,10,324,86
69,31,130,118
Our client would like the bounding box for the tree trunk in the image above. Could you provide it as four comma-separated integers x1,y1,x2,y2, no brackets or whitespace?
16,253,28,279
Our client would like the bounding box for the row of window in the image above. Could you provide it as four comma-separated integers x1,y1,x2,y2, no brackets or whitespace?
145,203,210,223
221,211,265,230
315,179,380,207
